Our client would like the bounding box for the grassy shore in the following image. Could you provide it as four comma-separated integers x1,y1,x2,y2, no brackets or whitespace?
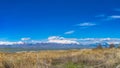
0,48,120,68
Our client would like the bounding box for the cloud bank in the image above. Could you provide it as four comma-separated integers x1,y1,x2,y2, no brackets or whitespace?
0,37,120,45
48,36,79,44
0,41,24,45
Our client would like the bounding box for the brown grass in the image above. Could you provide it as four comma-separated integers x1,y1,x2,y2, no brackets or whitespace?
0,48,120,68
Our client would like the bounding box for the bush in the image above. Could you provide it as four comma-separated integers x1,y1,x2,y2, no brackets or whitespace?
64,62,84,68
96,44,103,49
109,43,115,48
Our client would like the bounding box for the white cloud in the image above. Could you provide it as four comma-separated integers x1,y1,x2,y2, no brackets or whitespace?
79,38,112,41
94,14,120,21
0,37,120,45
48,36,64,40
77,22,96,27
78,38,120,45
0,41,24,45
99,15,120,21
110,15,120,19
31,40,42,43
64,30,75,34
21,37,31,41
48,36,79,44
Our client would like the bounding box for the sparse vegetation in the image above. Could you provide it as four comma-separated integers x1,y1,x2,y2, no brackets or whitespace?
0,48,119,68
109,43,115,48
96,44,103,49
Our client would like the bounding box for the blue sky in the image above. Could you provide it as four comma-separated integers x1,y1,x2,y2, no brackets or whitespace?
0,0,120,41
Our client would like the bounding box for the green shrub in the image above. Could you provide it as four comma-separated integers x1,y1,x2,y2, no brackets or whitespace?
64,62,84,68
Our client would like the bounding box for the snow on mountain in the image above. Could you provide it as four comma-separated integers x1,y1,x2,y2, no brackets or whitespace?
0,41,24,45
0,37,120,45
48,36,79,44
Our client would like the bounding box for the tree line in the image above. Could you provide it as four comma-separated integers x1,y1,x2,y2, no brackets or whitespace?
96,43,119,49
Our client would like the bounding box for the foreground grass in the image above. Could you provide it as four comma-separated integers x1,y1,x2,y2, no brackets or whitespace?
0,48,120,68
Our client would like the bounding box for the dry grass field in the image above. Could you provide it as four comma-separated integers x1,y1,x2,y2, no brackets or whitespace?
0,48,120,68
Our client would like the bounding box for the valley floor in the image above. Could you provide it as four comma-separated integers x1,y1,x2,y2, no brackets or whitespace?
0,48,120,68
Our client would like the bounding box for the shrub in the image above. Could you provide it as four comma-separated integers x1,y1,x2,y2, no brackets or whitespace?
64,62,84,68
109,43,115,48
96,44,103,49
